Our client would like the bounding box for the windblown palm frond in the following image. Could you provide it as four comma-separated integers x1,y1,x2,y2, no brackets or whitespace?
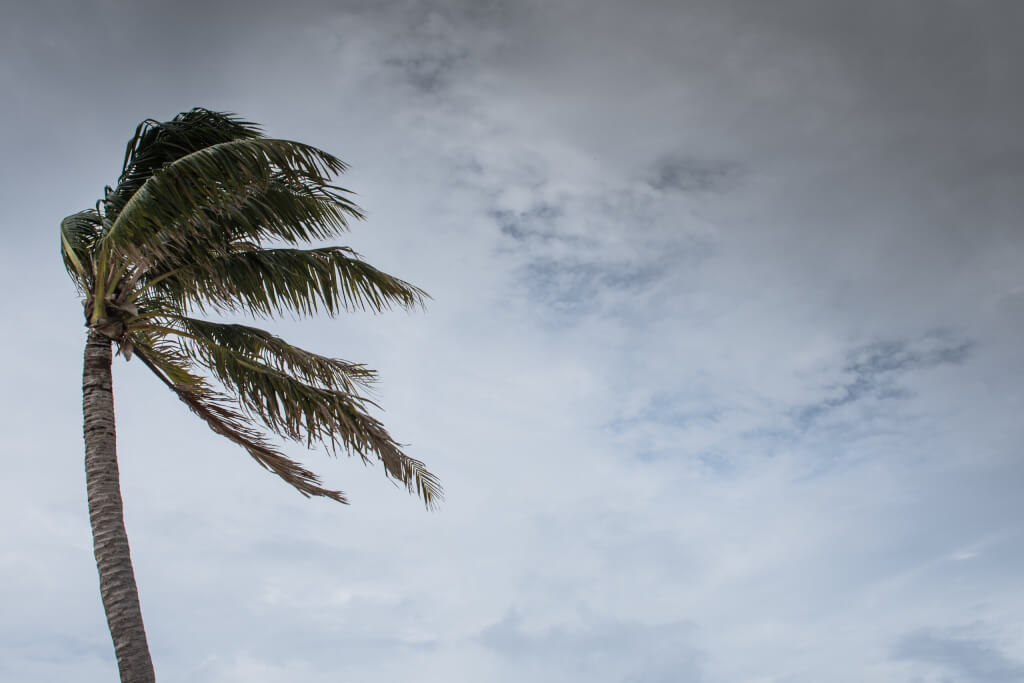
61,210,103,286
62,108,441,508
140,246,426,317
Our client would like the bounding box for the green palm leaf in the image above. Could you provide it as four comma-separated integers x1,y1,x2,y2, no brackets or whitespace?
105,109,264,220
60,209,102,284
133,341,349,503
169,317,377,392
63,109,440,508
103,137,347,256
145,246,426,317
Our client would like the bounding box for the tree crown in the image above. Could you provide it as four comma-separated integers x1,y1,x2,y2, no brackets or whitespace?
62,109,441,507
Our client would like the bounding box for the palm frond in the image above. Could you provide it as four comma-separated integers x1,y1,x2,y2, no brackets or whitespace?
173,333,441,508
105,109,263,220
103,138,348,258
60,210,102,286
167,316,378,393
122,174,365,278
198,173,365,245
132,340,348,503
148,246,427,317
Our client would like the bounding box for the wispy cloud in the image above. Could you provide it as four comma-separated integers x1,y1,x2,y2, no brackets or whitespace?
795,333,974,430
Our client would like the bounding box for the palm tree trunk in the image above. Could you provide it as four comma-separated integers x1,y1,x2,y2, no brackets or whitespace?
83,330,156,683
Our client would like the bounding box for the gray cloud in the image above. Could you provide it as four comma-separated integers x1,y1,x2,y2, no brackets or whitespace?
481,610,704,683
893,629,1024,682
522,258,666,316
490,204,565,242
795,333,974,429
646,157,740,194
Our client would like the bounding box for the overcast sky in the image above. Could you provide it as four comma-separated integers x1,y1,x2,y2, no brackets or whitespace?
2,1,1024,681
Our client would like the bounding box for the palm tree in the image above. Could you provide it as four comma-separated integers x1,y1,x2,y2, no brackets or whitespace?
61,109,442,682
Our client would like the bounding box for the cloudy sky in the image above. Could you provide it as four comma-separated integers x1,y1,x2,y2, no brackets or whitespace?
3,1,1024,681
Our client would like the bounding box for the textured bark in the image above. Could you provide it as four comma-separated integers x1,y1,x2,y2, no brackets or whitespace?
83,331,156,683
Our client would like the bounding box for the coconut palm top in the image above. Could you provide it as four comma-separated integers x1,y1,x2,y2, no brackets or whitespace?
61,108,441,507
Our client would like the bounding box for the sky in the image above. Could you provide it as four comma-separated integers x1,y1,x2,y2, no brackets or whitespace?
2,0,1024,681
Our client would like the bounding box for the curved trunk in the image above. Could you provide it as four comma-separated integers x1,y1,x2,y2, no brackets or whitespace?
83,331,156,683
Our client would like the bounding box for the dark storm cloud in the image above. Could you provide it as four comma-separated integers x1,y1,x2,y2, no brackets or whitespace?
2,1,248,99
353,0,1024,338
